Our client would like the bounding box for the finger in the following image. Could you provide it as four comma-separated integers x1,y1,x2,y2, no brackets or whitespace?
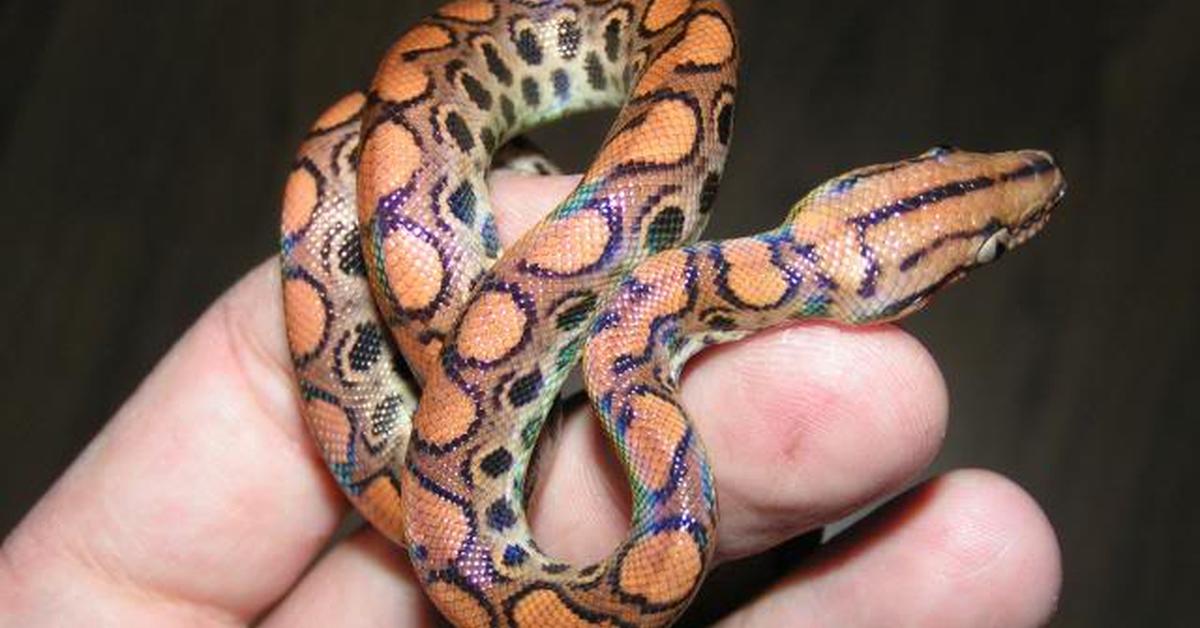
715,470,1062,628
0,173,585,623
261,530,439,628
524,322,949,564
491,136,565,177
1,261,345,624
687,322,949,559
488,171,581,243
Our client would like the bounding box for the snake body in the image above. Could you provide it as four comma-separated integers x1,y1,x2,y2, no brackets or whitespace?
280,1,1066,625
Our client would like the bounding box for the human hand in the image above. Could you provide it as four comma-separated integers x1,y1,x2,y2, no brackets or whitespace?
0,173,1061,627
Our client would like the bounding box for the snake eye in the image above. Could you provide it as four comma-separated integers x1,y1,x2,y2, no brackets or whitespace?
976,228,1012,264
924,145,958,159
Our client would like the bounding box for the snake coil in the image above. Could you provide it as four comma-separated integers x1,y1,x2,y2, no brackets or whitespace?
280,1,1065,625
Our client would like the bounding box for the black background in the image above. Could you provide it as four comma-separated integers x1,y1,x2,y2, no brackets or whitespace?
2,1,1198,625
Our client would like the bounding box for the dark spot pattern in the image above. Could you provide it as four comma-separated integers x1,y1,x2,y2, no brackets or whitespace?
551,69,570,101
461,73,493,110
717,103,733,145
481,214,501,257
500,95,517,125
508,370,543,407
338,228,366,276
585,52,607,90
503,544,528,567
482,42,513,85
349,323,384,371
521,77,541,107
370,396,404,437
515,29,543,65
487,498,517,531
449,181,476,225
481,447,514,477
604,19,623,62
445,111,475,152
646,207,685,253
520,417,540,450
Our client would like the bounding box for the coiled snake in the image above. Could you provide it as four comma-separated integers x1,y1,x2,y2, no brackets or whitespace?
279,1,1066,625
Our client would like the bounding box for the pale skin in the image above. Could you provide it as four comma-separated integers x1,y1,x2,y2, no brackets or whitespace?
0,172,1061,627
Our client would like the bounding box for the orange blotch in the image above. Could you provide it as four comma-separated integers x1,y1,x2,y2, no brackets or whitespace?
382,224,445,312
402,467,471,565
359,476,406,544
635,13,734,97
456,290,527,364
679,13,735,65
373,24,449,102
394,23,454,56
511,589,617,627
437,0,496,23
311,92,365,131
626,393,688,490
428,581,493,627
284,277,327,357
522,210,611,275
281,167,319,236
631,250,690,313
642,0,691,32
723,240,788,307
305,397,352,464
375,60,431,103
618,530,703,606
602,98,697,170
358,121,422,222
417,376,478,446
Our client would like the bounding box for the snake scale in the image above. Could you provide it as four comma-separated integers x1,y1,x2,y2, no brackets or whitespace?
279,1,1066,625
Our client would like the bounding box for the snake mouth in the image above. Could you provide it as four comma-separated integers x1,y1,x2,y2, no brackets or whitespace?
1011,177,1066,247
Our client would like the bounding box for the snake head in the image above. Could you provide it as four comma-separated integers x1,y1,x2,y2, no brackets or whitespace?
792,146,1066,323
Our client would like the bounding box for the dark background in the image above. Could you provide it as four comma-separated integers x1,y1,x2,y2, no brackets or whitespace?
2,1,1198,625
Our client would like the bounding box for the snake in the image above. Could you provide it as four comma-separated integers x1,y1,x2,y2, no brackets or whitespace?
278,0,1066,625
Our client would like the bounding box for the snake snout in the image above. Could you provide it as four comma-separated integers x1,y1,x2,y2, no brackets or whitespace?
1008,149,1066,244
